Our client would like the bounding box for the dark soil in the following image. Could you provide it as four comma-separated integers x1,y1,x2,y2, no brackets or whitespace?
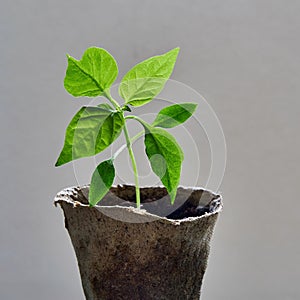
74,185,221,220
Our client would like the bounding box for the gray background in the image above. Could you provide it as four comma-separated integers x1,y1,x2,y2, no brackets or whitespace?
1,0,299,299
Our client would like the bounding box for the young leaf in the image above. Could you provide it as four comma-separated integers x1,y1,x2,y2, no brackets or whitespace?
64,47,118,97
122,105,132,112
55,106,124,166
152,102,197,128
119,48,179,107
143,124,184,203
89,159,115,206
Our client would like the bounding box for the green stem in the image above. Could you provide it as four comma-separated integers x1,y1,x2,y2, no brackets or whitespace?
100,91,140,207
123,120,140,209
103,89,121,111
112,131,144,161
125,115,147,126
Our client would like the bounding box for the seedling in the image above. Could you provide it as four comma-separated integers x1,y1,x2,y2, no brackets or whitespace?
55,47,197,208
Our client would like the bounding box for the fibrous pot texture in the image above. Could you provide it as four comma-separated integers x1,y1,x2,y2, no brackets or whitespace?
55,185,222,300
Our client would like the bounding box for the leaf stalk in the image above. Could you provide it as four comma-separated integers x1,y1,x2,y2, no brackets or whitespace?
103,90,121,112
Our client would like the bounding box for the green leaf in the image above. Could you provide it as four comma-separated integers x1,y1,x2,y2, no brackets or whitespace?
97,103,114,111
121,104,132,112
89,159,115,206
119,48,179,107
55,106,124,166
64,47,118,97
143,124,184,203
152,102,197,128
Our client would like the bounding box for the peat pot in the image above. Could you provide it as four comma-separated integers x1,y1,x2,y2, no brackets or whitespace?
55,185,222,300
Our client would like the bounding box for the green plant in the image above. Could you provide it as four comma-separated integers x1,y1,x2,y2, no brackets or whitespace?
55,47,197,208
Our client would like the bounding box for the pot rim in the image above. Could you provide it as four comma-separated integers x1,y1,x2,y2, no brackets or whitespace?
54,184,223,224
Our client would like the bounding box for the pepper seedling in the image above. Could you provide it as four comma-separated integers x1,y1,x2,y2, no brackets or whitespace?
55,47,197,208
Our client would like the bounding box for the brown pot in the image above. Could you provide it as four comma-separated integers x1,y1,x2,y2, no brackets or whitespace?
55,185,222,300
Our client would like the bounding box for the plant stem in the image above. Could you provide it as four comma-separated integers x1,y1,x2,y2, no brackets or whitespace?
103,90,121,111
101,92,140,207
112,131,144,161
125,115,147,126
123,120,141,209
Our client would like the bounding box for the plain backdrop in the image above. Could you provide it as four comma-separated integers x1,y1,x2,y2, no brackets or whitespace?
1,1,300,299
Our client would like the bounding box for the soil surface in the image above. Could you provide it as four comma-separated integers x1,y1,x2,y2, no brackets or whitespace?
72,185,221,220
